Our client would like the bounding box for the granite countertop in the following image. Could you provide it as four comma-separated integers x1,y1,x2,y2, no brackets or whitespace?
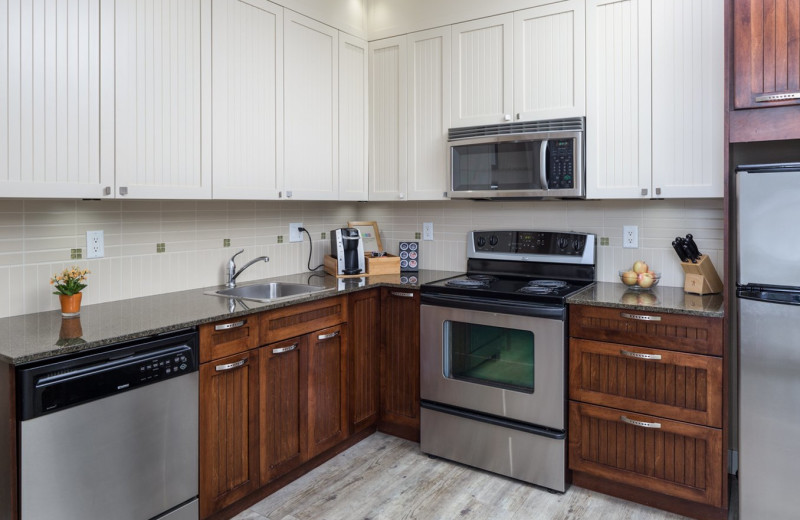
0,270,461,366
567,281,725,318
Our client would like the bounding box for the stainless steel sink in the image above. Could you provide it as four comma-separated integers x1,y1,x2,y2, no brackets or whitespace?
208,282,330,302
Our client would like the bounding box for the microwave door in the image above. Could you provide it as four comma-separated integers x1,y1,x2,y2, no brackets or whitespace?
491,141,545,192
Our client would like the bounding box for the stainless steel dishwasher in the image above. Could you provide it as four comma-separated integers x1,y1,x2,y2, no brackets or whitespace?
17,330,199,520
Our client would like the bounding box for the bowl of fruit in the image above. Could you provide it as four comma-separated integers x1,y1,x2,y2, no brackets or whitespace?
619,260,660,291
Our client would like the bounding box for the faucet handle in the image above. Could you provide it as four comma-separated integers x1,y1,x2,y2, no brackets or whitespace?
230,249,244,265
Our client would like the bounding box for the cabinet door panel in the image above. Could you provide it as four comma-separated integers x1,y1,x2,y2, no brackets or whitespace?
339,33,369,201
349,289,380,433
212,0,283,199
115,0,211,198
308,324,347,458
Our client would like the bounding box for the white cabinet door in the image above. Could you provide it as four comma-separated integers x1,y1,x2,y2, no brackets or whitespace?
450,14,513,128
115,0,211,199
283,11,338,200
586,0,652,199
651,0,723,198
0,0,113,198
369,36,407,201
211,0,283,200
339,33,368,201
407,27,450,201
514,0,586,122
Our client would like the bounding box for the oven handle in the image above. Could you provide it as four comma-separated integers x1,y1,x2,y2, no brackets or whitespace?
420,293,565,320
421,400,566,440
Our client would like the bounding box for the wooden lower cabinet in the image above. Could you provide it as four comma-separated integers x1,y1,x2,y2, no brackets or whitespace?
349,289,380,434
307,324,348,457
378,288,420,441
199,350,261,519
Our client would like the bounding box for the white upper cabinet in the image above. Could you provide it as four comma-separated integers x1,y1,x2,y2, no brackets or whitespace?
651,0,724,198
339,33,369,201
407,27,451,200
211,0,283,200
369,36,408,201
513,0,586,122
283,11,339,200
0,0,112,198
451,14,514,128
115,0,212,199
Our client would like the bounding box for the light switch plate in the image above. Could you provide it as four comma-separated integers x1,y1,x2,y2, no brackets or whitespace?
422,222,434,241
86,230,104,258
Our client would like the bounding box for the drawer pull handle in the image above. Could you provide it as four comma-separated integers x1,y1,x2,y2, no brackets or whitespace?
215,320,245,331
216,359,246,371
620,416,661,429
620,312,661,322
317,331,340,341
755,92,800,103
272,343,298,354
391,291,415,298
620,349,662,361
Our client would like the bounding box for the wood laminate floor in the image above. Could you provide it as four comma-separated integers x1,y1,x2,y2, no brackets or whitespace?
233,432,738,520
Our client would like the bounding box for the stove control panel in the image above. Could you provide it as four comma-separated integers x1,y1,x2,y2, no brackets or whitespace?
469,230,596,265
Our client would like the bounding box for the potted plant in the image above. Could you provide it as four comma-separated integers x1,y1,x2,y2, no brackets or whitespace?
51,266,90,317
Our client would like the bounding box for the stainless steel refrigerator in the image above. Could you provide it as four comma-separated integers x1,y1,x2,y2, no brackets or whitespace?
736,162,800,519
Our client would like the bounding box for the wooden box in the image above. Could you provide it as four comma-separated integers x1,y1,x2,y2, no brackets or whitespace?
324,255,367,278
365,253,400,275
681,255,723,295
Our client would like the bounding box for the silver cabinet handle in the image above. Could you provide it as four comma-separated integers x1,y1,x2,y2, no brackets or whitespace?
272,343,298,354
216,359,246,371
119,186,128,196
391,291,415,298
215,320,245,331
755,92,800,103
103,186,111,196
655,187,661,195
620,349,662,361
620,312,661,322
317,331,340,341
620,416,661,429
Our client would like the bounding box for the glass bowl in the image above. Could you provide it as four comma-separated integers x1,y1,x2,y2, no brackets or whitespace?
619,270,661,291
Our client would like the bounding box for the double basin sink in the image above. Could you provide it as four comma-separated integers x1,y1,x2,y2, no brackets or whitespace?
208,282,331,303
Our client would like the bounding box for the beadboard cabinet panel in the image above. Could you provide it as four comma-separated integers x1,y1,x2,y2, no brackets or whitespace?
115,0,211,199
0,0,112,198
211,0,283,200
338,33,369,201
283,11,338,200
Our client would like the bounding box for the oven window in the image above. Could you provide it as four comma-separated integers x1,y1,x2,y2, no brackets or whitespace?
443,320,534,393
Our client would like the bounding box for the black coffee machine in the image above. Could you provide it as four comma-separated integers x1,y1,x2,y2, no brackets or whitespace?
330,228,365,275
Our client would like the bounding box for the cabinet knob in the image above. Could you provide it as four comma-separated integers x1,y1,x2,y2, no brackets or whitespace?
286,190,293,198
655,187,662,196
398,192,405,199
103,186,112,196
641,188,648,196
503,114,512,122
119,187,128,196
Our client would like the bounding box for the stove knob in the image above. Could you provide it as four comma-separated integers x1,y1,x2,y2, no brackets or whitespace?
558,237,569,250
489,235,499,246
573,239,583,251
476,236,486,248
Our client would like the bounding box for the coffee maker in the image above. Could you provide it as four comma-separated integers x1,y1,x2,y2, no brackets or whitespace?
330,228,365,275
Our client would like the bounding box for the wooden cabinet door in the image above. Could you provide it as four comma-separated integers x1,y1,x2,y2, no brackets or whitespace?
307,324,348,458
734,0,800,109
0,0,113,198
115,0,211,199
349,289,380,434
569,401,724,508
407,27,450,201
369,36,408,201
651,0,724,199
513,0,586,122
211,0,283,199
450,14,514,127
260,335,308,484
283,11,338,200
379,288,420,441
339,33,369,201
199,350,260,519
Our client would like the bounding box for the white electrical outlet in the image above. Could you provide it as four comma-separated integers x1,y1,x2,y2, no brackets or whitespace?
86,230,104,258
623,225,639,249
422,222,434,241
289,223,304,243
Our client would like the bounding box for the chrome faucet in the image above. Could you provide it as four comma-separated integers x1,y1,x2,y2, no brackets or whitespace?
226,249,270,288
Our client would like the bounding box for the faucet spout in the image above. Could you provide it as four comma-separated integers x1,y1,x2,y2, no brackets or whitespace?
226,252,269,288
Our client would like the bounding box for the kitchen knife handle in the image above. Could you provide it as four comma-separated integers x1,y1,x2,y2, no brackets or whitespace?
620,349,662,361
685,234,701,260
620,312,662,321
672,240,688,262
620,416,662,429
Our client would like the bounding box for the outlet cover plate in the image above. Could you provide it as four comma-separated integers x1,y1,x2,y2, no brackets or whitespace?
422,222,434,241
623,225,638,249
289,223,303,243
86,230,104,258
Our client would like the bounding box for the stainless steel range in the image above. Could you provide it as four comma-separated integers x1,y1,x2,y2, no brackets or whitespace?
420,230,596,492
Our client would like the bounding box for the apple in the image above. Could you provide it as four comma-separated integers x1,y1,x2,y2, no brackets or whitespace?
632,260,649,274
637,272,655,288
621,270,638,286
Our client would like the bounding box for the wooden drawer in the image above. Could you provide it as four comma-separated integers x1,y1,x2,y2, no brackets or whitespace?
569,402,723,508
569,305,723,356
199,315,260,363
570,339,722,427
260,296,346,344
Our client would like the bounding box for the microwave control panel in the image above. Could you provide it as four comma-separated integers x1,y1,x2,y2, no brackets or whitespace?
547,139,575,189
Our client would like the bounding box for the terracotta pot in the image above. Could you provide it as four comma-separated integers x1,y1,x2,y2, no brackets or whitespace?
59,292,82,317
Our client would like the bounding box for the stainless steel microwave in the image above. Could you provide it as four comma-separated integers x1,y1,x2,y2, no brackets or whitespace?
448,117,585,199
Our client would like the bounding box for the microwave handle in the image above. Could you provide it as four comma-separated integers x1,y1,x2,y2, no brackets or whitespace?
539,139,549,190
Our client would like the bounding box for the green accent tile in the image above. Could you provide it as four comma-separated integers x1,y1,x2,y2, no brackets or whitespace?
415,232,421,239
600,237,610,246
70,249,78,260
277,235,284,244
75,249,82,259
321,232,326,239
223,238,231,247
157,243,166,253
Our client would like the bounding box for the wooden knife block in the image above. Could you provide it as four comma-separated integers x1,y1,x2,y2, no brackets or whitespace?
680,254,723,295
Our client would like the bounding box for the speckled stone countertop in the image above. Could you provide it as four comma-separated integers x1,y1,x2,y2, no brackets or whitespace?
0,270,461,366
567,281,725,318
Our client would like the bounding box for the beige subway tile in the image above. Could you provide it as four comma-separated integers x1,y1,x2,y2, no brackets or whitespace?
24,200,77,213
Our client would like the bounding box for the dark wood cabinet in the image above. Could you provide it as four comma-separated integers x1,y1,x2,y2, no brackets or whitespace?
199,350,260,519
378,288,420,442
349,289,380,434
307,324,348,457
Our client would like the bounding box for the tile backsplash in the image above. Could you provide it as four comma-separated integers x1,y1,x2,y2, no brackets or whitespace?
0,198,723,318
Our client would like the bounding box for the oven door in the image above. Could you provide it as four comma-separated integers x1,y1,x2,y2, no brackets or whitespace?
420,302,565,430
